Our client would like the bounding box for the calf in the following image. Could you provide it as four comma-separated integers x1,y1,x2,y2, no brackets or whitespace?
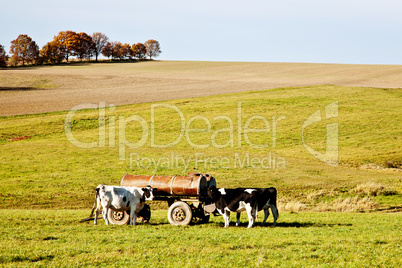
236,187,278,226
94,185,155,226
207,186,258,228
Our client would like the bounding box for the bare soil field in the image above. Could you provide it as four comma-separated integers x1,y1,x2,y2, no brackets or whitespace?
1,61,402,116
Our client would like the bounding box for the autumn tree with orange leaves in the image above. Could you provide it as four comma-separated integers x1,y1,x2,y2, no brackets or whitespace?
52,31,95,61
112,42,123,60
73,32,95,60
132,43,146,59
5,31,161,66
40,40,64,64
101,42,113,59
52,31,78,62
9,34,39,65
144,39,161,59
121,43,132,59
102,42,130,60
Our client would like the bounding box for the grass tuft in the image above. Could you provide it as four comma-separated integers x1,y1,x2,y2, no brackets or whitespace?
351,182,398,196
314,196,378,212
278,201,308,212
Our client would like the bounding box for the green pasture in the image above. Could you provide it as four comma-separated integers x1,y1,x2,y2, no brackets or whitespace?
0,84,401,210
1,82,401,267
0,210,401,267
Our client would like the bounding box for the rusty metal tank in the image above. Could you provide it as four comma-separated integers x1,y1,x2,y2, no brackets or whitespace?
120,172,216,197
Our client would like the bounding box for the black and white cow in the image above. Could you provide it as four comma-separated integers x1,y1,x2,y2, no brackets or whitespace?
235,187,278,226
94,185,155,226
207,186,258,228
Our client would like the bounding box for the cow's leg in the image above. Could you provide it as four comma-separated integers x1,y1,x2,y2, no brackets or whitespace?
103,207,109,225
129,208,133,225
270,205,278,226
132,213,137,226
223,211,230,227
132,207,138,226
129,206,138,226
236,212,241,226
255,203,259,221
262,207,270,225
245,204,255,228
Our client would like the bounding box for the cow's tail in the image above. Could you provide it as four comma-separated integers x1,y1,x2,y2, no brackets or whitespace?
88,186,101,218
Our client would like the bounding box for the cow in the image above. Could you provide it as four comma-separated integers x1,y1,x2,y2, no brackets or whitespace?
207,185,258,228
93,185,155,226
235,187,278,226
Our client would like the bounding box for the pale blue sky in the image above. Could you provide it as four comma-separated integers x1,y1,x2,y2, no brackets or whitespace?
2,0,402,64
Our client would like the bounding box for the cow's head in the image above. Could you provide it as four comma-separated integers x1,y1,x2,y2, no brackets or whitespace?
207,185,220,200
142,185,157,201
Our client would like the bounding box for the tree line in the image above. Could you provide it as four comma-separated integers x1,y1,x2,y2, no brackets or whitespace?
0,31,162,67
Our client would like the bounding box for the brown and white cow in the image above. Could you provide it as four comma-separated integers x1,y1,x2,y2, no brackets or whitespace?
94,185,155,226
207,186,258,228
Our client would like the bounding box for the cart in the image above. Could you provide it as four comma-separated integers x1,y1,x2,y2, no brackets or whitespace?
107,172,217,226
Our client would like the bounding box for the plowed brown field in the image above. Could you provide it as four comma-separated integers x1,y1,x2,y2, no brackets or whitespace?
1,61,401,116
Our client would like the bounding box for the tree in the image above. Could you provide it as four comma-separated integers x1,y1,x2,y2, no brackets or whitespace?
27,42,39,65
9,34,39,66
92,32,109,62
131,43,146,60
73,32,95,60
53,30,78,62
40,41,64,64
0,44,8,67
144,39,161,59
102,42,113,59
112,42,123,60
121,43,132,59
102,41,131,60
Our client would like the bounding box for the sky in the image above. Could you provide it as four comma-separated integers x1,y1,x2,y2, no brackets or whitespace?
1,0,402,65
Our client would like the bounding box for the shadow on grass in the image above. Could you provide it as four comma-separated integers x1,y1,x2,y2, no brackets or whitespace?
232,221,353,228
274,221,352,228
79,216,353,228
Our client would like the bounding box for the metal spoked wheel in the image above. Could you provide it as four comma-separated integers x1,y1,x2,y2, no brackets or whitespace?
106,204,151,225
107,210,130,225
167,201,193,225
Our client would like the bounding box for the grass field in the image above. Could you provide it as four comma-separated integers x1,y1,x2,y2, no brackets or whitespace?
0,82,401,210
1,61,401,267
1,210,401,267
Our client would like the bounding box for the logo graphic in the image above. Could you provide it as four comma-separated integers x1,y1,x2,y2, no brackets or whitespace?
301,101,339,166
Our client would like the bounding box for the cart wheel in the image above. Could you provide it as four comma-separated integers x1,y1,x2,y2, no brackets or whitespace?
168,201,193,225
107,210,130,225
107,204,151,225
